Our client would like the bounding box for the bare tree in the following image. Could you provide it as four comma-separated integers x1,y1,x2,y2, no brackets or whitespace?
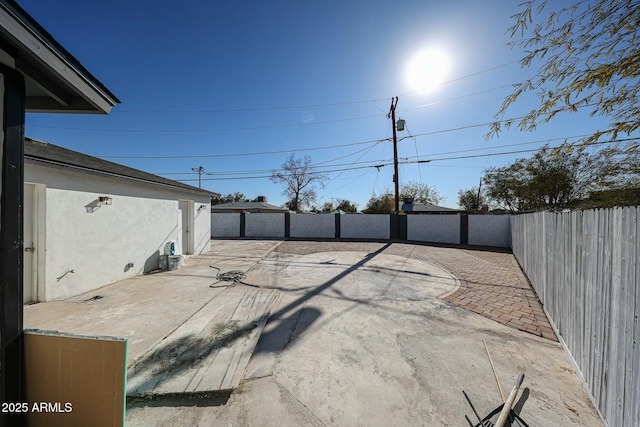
270,154,326,211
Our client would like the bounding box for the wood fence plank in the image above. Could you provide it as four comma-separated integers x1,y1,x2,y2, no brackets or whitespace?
511,207,639,427
622,207,638,426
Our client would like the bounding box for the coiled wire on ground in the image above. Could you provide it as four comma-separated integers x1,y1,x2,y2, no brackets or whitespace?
209,266,258,288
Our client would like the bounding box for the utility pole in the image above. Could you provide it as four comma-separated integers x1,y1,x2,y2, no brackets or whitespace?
192,166,205,188
388,97,400,213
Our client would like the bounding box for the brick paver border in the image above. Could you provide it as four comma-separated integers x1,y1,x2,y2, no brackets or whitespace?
275,240,558,341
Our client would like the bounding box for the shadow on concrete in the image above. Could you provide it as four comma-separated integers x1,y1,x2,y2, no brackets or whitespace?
265,243,390,321
126,391,230,408
277,238,513,255
255,307,321,354
127,243,391,394
257,257,440,280
128,321,257,394
513,387,530,416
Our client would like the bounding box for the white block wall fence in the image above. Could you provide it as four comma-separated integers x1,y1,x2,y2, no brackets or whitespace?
407,215,460,244
469,214,511,247
245,212,285,238
211,213,240,238
340,214,390,240
211,212,511,248
290,213,335,238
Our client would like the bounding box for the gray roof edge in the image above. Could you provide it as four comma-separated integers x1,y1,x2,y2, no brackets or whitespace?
0,0,120,106
26,156,218,198
24,137,218,198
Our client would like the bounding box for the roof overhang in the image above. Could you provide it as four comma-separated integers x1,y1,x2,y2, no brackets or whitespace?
0,0,119,113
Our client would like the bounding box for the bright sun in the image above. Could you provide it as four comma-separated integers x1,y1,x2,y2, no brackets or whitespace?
405,48,451,93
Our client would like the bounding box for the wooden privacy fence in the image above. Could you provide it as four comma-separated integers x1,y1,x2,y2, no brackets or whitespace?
511,207,639,427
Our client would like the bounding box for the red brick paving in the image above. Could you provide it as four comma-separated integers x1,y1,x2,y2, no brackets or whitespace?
401,244,558,341
276,240,558,341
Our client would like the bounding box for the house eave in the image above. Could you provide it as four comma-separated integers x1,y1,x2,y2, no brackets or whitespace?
0,0,120,114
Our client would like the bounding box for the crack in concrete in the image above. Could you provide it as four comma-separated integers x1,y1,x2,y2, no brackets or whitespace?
273,378,328,427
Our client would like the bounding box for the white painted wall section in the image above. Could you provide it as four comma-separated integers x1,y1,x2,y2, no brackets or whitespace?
290,213,334,238
340,214,389,239
407,215,460,244
193,202,212,254
25,163,211,301
245,213,284,238
211,213,241,238
44,187,179,300
469,215,511,247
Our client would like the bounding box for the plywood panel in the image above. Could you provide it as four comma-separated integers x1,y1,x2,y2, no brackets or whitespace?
24,330,127,427
127,286,279,395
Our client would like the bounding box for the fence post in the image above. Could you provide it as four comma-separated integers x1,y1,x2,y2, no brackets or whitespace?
460,214,469,245
284,212,291,238
390,214,398,239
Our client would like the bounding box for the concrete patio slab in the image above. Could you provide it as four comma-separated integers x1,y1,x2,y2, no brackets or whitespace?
25,240,602,426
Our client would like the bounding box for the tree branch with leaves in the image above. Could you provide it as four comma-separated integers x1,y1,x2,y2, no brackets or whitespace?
489,0,640,151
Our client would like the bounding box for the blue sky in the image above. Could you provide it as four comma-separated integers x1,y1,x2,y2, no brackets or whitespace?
20,0,611,209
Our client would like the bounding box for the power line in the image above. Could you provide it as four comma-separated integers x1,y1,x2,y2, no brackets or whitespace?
93,116,530,160
149,133,598,177
175,137,631,183
27,112,386,134
99,137,389,159
400,84,514,113
106,60,521,114
112,99,383,114
26,61,525,136
397,60,521,97
27,83,515,135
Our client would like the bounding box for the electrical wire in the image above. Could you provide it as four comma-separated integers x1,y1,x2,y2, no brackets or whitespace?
96,115,589,161
99,137,390,159
400,84,514,112
148,133,596,177
104,60,521,114
175,137,633,182
27,62,526,136
27,112,386,134
404,123,423,183
397,60,521,97
322,141,381,187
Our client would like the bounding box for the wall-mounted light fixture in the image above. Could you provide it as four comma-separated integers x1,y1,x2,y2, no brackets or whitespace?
198,204,207,212
98,196,113,206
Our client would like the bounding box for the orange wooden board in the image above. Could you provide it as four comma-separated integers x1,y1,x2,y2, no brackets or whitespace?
23,329,127,427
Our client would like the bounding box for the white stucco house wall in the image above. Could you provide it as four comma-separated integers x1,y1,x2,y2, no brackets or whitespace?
24,137,217,302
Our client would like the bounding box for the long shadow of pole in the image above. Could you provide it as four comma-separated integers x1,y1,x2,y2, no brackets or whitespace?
127,243,392,393
267,242,392,320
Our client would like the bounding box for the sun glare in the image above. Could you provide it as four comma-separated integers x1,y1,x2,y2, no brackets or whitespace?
405,48,451,93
